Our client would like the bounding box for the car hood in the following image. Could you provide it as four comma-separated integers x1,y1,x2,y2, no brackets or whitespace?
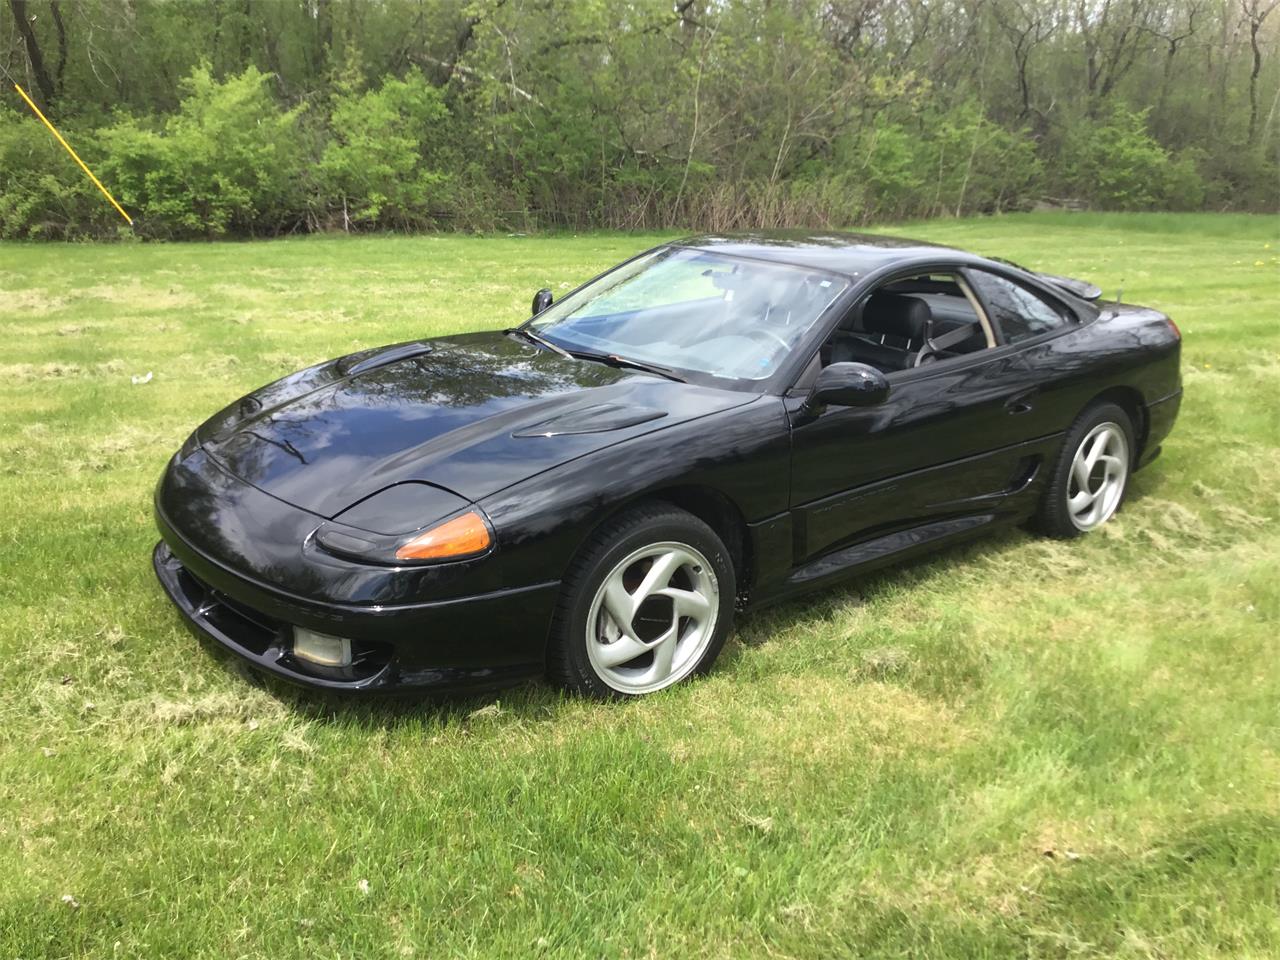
199,331,756,517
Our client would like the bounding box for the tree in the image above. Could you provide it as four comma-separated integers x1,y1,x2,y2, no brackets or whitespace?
1242,0,1280,143
7,0,56,106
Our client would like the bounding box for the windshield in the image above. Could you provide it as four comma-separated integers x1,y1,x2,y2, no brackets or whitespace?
527,247,848,382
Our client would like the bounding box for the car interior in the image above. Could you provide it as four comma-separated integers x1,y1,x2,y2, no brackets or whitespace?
821,272,996,373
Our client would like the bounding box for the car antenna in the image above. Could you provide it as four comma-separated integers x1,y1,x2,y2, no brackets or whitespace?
1115,281,1124,303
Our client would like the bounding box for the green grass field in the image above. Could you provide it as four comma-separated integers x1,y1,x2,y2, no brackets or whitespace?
1,213,1278,958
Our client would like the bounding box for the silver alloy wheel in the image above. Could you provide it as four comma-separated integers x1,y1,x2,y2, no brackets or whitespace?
1067,421,1130,531
585,541,719,695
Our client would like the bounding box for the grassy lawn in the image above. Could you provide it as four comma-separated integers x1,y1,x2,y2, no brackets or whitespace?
1,213,1278,958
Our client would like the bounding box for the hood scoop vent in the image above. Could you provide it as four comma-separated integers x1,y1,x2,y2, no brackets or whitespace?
513,403,666,438
339,342,434,377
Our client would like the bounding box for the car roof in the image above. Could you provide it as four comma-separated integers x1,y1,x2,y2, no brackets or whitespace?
671,231,983,279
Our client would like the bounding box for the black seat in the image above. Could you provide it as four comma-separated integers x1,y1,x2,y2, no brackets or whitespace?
829,293,932,371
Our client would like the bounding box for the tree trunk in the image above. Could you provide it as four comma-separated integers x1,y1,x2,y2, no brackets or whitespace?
8,0,57,107
49,0,67,96
1248,18,1262,144
1243,0,1279,145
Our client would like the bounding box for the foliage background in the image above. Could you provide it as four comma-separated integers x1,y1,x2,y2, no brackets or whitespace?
1,0,1278,238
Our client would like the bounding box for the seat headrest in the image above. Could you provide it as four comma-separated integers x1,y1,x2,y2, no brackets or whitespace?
861,293,932,340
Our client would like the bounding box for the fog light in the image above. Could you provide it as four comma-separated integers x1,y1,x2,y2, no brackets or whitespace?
292,627,353,667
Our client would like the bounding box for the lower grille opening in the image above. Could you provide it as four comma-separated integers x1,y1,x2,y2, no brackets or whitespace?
177,565,281,656
169,555,393,685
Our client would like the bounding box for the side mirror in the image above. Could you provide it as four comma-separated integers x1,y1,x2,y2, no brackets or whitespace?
809,362,890,408
532,288,554,316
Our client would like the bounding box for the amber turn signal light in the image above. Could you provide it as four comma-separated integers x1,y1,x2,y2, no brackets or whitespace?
394,511,492,561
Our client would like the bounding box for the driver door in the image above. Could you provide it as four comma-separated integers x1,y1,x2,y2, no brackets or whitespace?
787,273,1045,563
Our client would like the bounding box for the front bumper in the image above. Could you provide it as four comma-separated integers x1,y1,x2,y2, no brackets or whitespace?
153,541,555,693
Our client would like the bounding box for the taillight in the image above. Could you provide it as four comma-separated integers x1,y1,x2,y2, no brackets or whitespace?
1166,316,1181,340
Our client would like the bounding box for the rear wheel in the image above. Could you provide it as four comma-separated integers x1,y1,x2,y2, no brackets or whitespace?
1035,402,1134,539
547,504,736,698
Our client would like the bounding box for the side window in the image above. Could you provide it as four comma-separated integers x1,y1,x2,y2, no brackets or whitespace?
967,270,1068,343
818,272,991,374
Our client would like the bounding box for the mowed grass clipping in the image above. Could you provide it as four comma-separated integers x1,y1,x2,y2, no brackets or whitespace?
1,213,1277,959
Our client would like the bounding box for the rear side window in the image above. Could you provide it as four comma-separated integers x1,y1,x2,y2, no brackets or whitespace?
967,270,1068,343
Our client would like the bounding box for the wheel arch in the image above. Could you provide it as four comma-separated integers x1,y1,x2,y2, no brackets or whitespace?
1083,386,1148,457
590,484,754,605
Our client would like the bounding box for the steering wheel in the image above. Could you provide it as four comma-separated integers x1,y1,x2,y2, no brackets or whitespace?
742,328,791,353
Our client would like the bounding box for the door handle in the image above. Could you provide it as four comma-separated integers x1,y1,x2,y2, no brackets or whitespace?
1005,390,1036,415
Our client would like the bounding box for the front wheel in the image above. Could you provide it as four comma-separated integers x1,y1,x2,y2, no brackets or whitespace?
547,504,736,698
1034,402,1134,539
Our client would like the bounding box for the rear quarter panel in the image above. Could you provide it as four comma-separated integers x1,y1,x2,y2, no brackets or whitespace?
1014,301,1181,453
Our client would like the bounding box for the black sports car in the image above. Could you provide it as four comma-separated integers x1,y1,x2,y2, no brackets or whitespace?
153,232,1182,698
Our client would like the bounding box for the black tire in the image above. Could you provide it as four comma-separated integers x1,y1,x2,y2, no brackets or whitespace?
1034,401,1135,539
546,503,737,698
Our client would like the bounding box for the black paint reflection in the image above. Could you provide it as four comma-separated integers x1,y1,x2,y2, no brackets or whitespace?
202,331,755,516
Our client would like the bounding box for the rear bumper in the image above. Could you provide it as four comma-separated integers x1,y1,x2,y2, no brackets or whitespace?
1139,388,1181,469
153,539,555,694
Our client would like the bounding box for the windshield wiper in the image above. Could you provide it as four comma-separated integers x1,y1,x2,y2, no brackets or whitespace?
505,328,685,382
569,350,687,383
505,326,573,359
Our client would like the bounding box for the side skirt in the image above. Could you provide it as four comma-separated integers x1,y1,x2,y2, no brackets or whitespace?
741,433,1063,610
748,511,1011,610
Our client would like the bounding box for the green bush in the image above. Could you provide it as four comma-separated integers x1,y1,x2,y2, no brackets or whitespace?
99,65,306,238
827,105,1042,221
0,109,116,239
924,105,1043,215
317,74,451,229
1198,147,1280,211
1061,107,1203,211
855,123,927,220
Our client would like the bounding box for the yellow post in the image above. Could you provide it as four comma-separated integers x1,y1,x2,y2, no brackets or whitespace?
13,82,133,226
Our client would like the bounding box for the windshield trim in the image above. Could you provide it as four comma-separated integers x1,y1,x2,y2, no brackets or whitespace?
520,246,852,393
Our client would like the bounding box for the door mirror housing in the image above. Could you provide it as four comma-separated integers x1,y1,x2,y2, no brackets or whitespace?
532,288,554,316
809,362,890,408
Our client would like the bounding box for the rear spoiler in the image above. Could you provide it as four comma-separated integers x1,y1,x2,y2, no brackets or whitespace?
987,257,1102,301
1037,273,1102,302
